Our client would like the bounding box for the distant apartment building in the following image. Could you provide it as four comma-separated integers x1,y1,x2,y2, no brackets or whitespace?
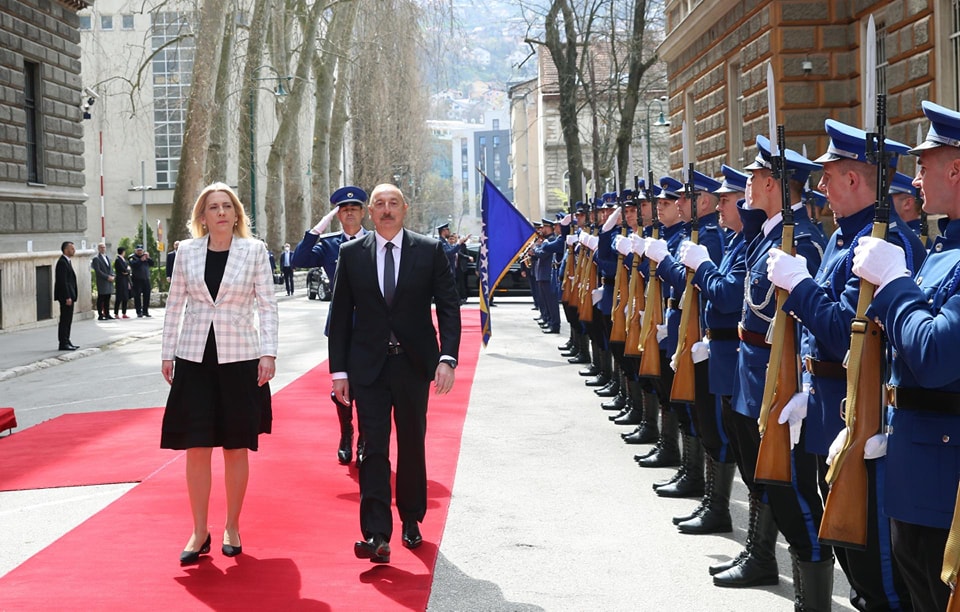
0,0,92,331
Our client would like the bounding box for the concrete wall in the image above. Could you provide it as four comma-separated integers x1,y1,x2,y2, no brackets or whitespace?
0,249,93,330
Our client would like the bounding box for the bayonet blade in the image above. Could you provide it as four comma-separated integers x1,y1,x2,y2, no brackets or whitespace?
681,120,690,183
766,62,779,157
864,15,877,132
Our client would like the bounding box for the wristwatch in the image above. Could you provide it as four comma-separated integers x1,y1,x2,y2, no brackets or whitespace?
439,357,458,369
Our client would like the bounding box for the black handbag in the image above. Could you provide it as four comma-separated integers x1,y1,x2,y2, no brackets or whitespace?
273,273,283,285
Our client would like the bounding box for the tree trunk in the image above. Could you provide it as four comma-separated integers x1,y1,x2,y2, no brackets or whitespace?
615,0,656,183
206,10,235,184
237,0,270,220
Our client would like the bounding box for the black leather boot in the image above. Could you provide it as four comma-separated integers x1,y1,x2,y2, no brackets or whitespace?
612,404,643,425
638,409,680,468
678,457,734,534
601,387,627,411
796,555,834,612
333,394,353,465
713,492,779,587
594,375,620,397
568,334,591,364
656,434,705,498
673,454,711,524
623,389,659,444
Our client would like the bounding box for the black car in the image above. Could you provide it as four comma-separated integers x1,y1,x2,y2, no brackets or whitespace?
306,267,331,301
461,245,530,297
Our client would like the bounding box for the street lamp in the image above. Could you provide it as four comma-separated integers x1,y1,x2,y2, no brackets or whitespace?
247,67,291,233
644,96,671,177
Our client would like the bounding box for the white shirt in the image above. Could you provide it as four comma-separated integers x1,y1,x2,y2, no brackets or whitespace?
375,229,403,298
761,202,804,237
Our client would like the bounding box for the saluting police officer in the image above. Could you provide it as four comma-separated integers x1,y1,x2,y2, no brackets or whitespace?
851,100,960,612
532,218,563,335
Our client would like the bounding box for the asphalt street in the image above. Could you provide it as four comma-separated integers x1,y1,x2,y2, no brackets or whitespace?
0,289,857,610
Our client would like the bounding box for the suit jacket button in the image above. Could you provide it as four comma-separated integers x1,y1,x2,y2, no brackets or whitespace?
944,435,951,444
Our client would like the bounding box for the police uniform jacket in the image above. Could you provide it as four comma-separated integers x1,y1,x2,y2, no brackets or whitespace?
732,204,825,419
653,221,688,355
596,226,622,315
783,205,926,455
531,237,557,284
866,217,960,530
291,229,368,284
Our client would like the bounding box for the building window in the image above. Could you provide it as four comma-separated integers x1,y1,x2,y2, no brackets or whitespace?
79,14,92,30
876,22,888,95
122,14,135,30
493,152,501,181
493,135,500,147
24,61,42,184
727,61,744,166
151,12,194,188
492,119,499,129
479,136,486,146
100,15,113,30
951,0,960,108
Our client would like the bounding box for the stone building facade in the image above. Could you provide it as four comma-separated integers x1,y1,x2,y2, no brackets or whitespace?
0,0,92,331
659,0,942,192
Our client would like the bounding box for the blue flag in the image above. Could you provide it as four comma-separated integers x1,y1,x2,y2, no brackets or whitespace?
479,177,536,346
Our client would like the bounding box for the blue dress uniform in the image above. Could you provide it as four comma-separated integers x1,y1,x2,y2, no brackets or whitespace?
729,137,833,582
860,100,960,612
890,171,924,239
781,119,923,610
532,219,561,333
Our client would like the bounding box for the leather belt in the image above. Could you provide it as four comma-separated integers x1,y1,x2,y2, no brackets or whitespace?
738,324,770,348
602,276,616,283
886,385,960,414
386,344,404,355
706,328,738,342
803,355,845,380
667,298,681,311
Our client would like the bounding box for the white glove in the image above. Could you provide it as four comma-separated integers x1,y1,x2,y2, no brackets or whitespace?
591,287,603,305
311,207,339,234
826,428,847,466
656,323,668,342
864,433,888,459
777,389,809,449
691,339,710,363
559,213,572,226
852,236,910,294
669,352,678,372
644,238,670,262
566,234,577,246
578,232,590,246
586,235,599,251
602,207,621,232
614,235,633,256
679,241,711,272
629,233,645,255
767,248,811,291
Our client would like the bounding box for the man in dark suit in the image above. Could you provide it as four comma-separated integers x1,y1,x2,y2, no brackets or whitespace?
129,244,153,317
328,183,461,564
280,243,295,295
54,241,78,350
91,242,115,320
165,240,179,283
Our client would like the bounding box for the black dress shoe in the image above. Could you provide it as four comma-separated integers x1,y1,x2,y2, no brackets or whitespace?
356,439,366,467
180,533,211,565
568,354,591,364
59,345,77,351
542,328,560,334
578,365,599,376
584,375,609,387
354,535,390,563
402,521,422,549
222,534,242,557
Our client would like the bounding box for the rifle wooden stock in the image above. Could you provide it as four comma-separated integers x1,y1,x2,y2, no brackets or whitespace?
943,482,960,612
610,250,629,342
755,224,799,486
950,591,960,612
638,258,663,377
577,235,596,323
624,254,645,358
670,271,700,402
560,243,576,304
819,221,887,549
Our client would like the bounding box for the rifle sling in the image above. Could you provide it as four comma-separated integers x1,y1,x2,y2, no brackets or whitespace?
887,385,960,414
738,324,771,349
803,355,845,380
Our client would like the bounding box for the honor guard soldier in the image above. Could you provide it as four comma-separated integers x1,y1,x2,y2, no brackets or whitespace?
532,217,564,334
596,193,628,402
730,135,831,606
561,204,592,364
292,186,369,466
890,171,923,237
580,196,618,390
767,119,922,610
851,100,960,612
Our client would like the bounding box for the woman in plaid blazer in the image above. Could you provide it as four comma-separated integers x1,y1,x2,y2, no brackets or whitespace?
160,182,278,564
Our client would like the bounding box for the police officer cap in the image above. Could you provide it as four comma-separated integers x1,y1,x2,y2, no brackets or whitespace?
532,221,542,228
555,212,565,221
659,176,683,199
621,189,638,205
574,201,586,213
600,192,618,208
330,185,367,208
688,170,722,193
813,119,909,167
804,189,827,208
889,171,916,195
713,165,748,194
135,244,144,250
744,134,822,185
436,222,450,233
910,100,960,153
541,217,555,226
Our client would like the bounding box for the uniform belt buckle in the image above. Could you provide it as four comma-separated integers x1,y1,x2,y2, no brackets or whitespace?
885,384,897,407
803,355,814,373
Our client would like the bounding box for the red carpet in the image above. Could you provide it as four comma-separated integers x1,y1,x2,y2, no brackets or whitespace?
0,312,480,611
0,408,169,491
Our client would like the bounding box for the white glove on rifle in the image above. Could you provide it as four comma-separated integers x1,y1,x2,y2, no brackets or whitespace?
679,241,711,272
566,234,577,246
591,287,603,305
778,387,809,449
586,235,599,251
852,237,911,295
864,433,888,459
578,232,590,247
826,428,847,466
669,351,678,372
767,248,811,291
630,233,645,255
656,323,668,343
559,213,572,226
614,235,633,256
691,339,710,363
602,207,621,232
644,238,669,262
311,207,339,234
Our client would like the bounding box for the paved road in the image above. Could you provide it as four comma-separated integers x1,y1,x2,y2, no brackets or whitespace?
0,294,856,610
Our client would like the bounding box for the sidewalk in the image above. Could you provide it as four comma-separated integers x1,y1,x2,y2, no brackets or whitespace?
0,281,303,382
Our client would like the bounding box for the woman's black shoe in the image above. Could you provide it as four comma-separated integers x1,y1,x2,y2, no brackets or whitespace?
222,536,243,557
180,533,211,564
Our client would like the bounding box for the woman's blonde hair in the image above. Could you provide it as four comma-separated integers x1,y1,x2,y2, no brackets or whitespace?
188,182,252,239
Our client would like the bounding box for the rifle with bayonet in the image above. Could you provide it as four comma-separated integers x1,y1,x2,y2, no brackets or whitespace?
560,210,577,305
624,175,647,359
819,92,890,549
754,121,801,486
671,151,701,402
638,171,664,377
611,165,629,343
916,122,929,247
578,194,598,323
